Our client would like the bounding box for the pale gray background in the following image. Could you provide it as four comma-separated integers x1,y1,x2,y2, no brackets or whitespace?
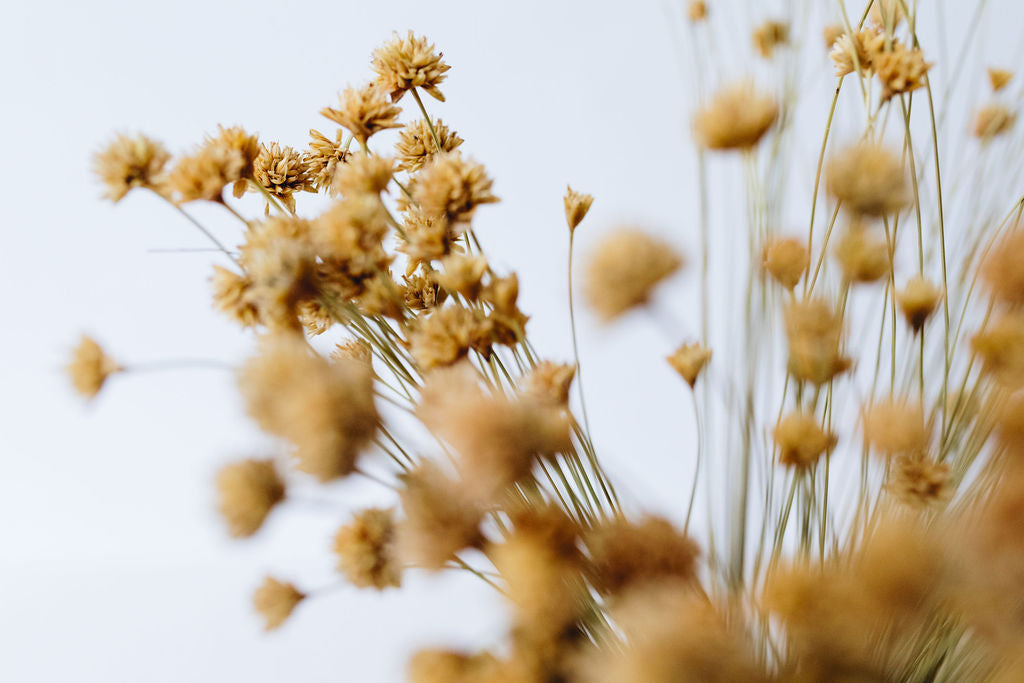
2,1,1017,681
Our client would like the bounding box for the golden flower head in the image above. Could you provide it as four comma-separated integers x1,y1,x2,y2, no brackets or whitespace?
522,361,576,406
762,236,809,290
885,454,950,508
408,305,492,370
412,152,499,226
973,104,1016,139
988,67,1013,92
211,265,260,328
93,133,170,202
334,507,402,590
897,275,943,332
666,342,712,388
332,153,394,198
753,20,789,59
371,31,451,103
584,229,684,321
862,398,929,456
827,143,909,217
875,43,932,101
395,118,463,173
168,140,246,203
972,312,1024,388
433,253,488,300
252,142,313,213
563,185,594,232
785,298,850,385
774,412,836,468
829,27,886,77
687,1,707,21
693,82,778,150
208,125,260,197
482,273,530,346
216,458,285,538
67,335,121,399
982,228,1024,307
403,272,448,311
869,0,904,27
585,516,699,596
312,195,392,278
835,223,891,284
238,221,318,329
252,576,305,631
398,208,457,269
407,650,498,683
306,128,350,193
355,271,406,321
321,83,403,146
823,24,844,51
331,338,373,365
396,461,484,570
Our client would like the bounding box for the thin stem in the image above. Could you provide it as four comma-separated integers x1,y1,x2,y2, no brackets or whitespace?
411,88,442,151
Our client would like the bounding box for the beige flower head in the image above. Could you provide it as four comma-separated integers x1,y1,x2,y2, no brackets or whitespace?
208,125,260,197
396,461,484,570
667,342,712,388
395,118,463,173
306,128,350,193
693,82,778,150
238,221,318,329
211,266,260,328
334,507,402,590
886,454,950,508
67,335,122,399
585,229,684,321
252,576,305,631
973,104,1016,139
875,44,932,101
753,20,789,59
774,412,836,468
835,223,891,284
93,133,170,202
522,361,576,406
252,142,313,213
412,152,499,226
216,459,285,538
982,228,1024,306
785,298,850,385
972,313,1024,388
862,398,929,456
823,24,843,51
398,208,457,269
433,253,488,300
897,275,943,332
564,185,594,232
826,143,909,217
687,1,707,21
829,27,886,77
988,67,1013,92
585,516,699,596
403,272,448,311
869,0,903,27
371,31,451,103
321,83,403,146
168,140,246,203
762,236,809,290
332,153,394,198
408,305,492,370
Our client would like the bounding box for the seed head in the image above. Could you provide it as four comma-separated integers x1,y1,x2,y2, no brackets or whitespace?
211,266,260,328
693,82,778,150
762,236,809,290
862,398,929,456
752,20,789,59
305,128,350,193
973,104,1016,139
988,67,1013,92
396,461,484,570
403,272,448,311
408,305,492,370
785,299,850,385
168,140,246,203
666,342,712,388
837,219,892,283
972,313,1024,388
827,143,909,217
885,454,950,508
982,228,1024,306
522,361,576,406
897,275,943,332
208,125,260,197
252,576,305,631
216,459,285,538
321,83,403,146
584,229,684,321
875,44,931,100
563,185,594,232
252,142,313,214
93,133,170,202
774,412,836,468
829,27,886,77
687,1,707,22
823,24,844,51
370,31,450,103
395,118,463,173
332,153,394,198
67,335,121,399
334,507,402,589
585,516,699,596
412,152,499,226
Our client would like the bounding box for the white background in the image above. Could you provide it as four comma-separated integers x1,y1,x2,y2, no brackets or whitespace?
2,1,1018,681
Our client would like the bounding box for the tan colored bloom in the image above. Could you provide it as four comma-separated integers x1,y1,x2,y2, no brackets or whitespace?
563,185,594,232
208,125,260,198
685,0,707,21
331,338,372,365
408,305,491,370
67,335,121,399
252,142,313,213
371,31,450,103
827,143,909,217
585,516,698,596
168,141,245,203
216,459,285,538
93,133,170,202
312,195,392,278
785,298,850,385
398,208,456,269
396,461,484,570
982,228,1024,306
829,27,886,77
238,334,378,481
862,398,929,456
988,67,1013,92
433,253,488,300
762,236,809,290
252,576,305,631
897,275,943,332
412,152,499,226
482,273,530,345
297,298,334,336
752,20,789,59
355,271,406,320
332,153,394,198
306,128,350,193
875,44,932,100
395,118,463,173
321,83,403,146
585,229,683,321
333,507,402,589
211,266,260,328
973,104,1016,139
403,272,448,311
886,454,950,508
869,0,903,27
823,24,844,50
972,313,1024,388
407,650,498,683
666,342,712,388
835,223,891,284
238,221,318,329
774,412,836,468
522,362,576,406
693,82,778,150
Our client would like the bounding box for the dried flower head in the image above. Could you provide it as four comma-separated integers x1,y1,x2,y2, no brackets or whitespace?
306,128,350,193
564,185,594,232
168,140,246,203
321,83,403,146
988,67,1013,92
897,275,943,332
823,24,844,51
693,82,778,150
331,338,373,365
835,223,891,284
333,507,402,589
355,271,406,320
875,44,932,100
886,454,950,508
829,27,886,77
312,195,392,278
67,335,121,399
982,228,1024,307
862,398,929,456
216,458,285,538
408,305,491,370
827,143,909,217
208,125,260,198
403,272,448,310
762,236,809,290
973,104,1016,139
252,576,305,631
869,0,904,27
753,20,789,59
412,152,499,226
774,412,837,468
434,253,488,300
395,118,463,173
238,334,378,481
238,222,317,329
972,313,1024,388
396,461,483,570
785,298,850,385
211,265,260,328
407,650,499,683
585,229,683,321
522,361,576,406
482,273,530,345
370,31,450,103
398,208,456,269
252,142,313,214
93,133,170,202
687,1,707,21
332,153,394,198
666,342,712,388
585,516,699,596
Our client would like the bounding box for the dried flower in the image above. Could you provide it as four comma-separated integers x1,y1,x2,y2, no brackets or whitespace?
396,461,483,570
332,154,394,199
827,143,909,217
398,208,456,269
774,412,836,468
252,142,313,214
331,338,372,365
321,83,403,146
238,220,317,329
753,20,789,59
785,299,850,385
762,236,809,290
407,650,498,683
67,335,121,399
666,342,712,388
886,454,950,507
563,185,594,232
395,118,463,172
973,104,1016,139
408,305,491,370
875,44,932,100
693,82,778,150
835,224,891,284
93,133,170,202
829,27,886,77
252,576,305,631
312,195,392,278
355,271,406,320
972,313,1024,388
687,1,707,22
522,362,576,406
482,273,530,345
208,125,260,198
211,266,260,328
370,31,450,103
982,228,1024,307
216,459,285,538
168,141,245,203
585,229,683,321
433,253,488,300
869,0,903,27
897,275,943,332
823,24,844,50
412,152,499,226
334,507,402,589
585,516,699,596
403,272,448,310
988,67,1013,92
862,398,929,456
306,128,350,193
